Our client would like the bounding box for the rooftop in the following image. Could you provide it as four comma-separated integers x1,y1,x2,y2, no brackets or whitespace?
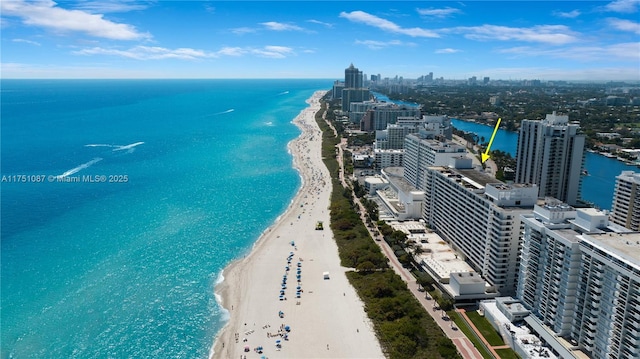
399,228,476,280
456,168,500,188
480,301,560,359
584,232,640,266
382,167,421,195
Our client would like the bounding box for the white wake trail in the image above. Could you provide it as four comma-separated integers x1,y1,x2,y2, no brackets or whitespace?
57,157,103,179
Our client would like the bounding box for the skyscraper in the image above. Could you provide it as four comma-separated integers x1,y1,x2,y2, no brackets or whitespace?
341,64,369,112
344,63,363,89
610,171,640,231
515,112,585,206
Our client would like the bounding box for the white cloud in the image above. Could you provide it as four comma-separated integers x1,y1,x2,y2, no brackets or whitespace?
354,39,414,50
607,18,640,34
260,21,304,32
416,7,461,18
72,1,150,14
449,24,578,45
603,0,640,13
251,45,294,58
307,19,333,28
552,9,581,18
74,46,217,60
339,10,439,38
435,48,461,54
1,0,150,40
217,47,246,56
498,42,640,62
12,38,41,46
231,27,257,35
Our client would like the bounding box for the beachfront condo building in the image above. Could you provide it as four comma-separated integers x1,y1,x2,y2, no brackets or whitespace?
421,165,538,295
610,171,640,231
515,112,585,206
375,115,451,151
517,202,640,359
376,123,420,150
402,135,466,190
359,105,421,131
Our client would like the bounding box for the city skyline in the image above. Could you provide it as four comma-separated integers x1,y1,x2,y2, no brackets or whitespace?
1,0,639,81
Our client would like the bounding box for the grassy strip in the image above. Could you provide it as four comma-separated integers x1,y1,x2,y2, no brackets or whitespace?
449,311,494,359
315,97,460,359
466,311,505,347
495,348,520,359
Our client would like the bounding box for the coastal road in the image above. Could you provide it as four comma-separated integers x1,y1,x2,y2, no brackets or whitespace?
330,126,484,359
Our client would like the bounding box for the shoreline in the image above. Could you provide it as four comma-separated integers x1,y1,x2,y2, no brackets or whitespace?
210,91,383,358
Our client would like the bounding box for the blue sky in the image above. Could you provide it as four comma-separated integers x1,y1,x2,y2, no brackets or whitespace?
1,0,639,80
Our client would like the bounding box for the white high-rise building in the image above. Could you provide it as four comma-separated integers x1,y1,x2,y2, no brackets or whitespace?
610,171,640,231
515,112,585,205
423,166,538,295
517,203,640,359
573,232,640,359
403,135,467,190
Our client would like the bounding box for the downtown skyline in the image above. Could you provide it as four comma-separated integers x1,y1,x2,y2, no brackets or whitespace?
1,0,639,81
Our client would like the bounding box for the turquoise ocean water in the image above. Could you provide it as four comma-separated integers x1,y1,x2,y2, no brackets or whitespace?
451,119,639,210
1,79,330,358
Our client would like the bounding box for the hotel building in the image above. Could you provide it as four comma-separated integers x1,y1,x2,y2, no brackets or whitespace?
515,112,585,206
610,171,640,231
422,165,538,295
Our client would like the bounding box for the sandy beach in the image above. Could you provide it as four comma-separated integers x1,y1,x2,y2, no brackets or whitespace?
210,91,384,359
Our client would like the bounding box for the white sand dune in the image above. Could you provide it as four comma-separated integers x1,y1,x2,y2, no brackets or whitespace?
211,91,384,359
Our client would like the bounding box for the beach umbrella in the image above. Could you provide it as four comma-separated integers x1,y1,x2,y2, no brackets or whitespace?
285,325,290,331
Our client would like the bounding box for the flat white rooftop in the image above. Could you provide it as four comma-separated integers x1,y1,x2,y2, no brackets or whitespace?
481,300,560,359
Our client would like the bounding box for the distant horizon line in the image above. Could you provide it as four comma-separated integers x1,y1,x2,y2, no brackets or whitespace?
2,77,639,84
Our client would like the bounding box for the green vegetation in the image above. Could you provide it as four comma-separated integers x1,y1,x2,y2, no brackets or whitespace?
495,348,521,359
448,311,494,359
316,95,461,359
465,311,505,347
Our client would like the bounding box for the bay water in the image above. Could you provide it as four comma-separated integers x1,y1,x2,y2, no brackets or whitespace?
451,119,638,210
